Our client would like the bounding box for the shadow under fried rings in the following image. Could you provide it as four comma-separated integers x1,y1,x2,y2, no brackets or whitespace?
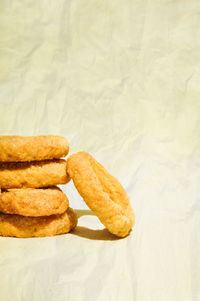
72,209,122,241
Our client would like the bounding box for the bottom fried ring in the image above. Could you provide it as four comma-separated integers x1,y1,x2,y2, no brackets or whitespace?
0,207,77,238
0,187,69,217
66,152,135,237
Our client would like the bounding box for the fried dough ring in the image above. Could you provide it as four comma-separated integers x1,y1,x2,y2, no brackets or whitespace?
0,159,70,188
0,187,69,217
66,152,135,237
0,208,77,238
0,135,69,162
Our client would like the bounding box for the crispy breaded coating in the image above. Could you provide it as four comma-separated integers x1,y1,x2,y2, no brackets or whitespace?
0,208,77,238
66,152,135,237
0,135,69,162
0,159,70,188
0,187,69,217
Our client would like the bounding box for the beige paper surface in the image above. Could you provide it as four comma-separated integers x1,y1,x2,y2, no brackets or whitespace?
0,1,200,300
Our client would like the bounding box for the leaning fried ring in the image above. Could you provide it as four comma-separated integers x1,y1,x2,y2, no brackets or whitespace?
0,208,78,238
66,152,135,237
0,187,69,217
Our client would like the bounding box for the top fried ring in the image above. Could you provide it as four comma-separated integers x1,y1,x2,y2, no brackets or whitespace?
0,135,69,162
66,152,135,237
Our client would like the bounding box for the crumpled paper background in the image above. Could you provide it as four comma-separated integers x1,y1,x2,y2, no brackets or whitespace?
0,1,200,300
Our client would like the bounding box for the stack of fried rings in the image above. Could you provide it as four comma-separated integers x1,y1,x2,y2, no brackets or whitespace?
0,136,135,238
0,136,77,237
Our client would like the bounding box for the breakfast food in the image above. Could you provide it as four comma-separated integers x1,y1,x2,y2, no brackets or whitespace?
0,135,78,238
66,152,134,237
0,135,69,162
0,133,135,239
0,159,70,188
0,207,77,238
0,187,69,217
